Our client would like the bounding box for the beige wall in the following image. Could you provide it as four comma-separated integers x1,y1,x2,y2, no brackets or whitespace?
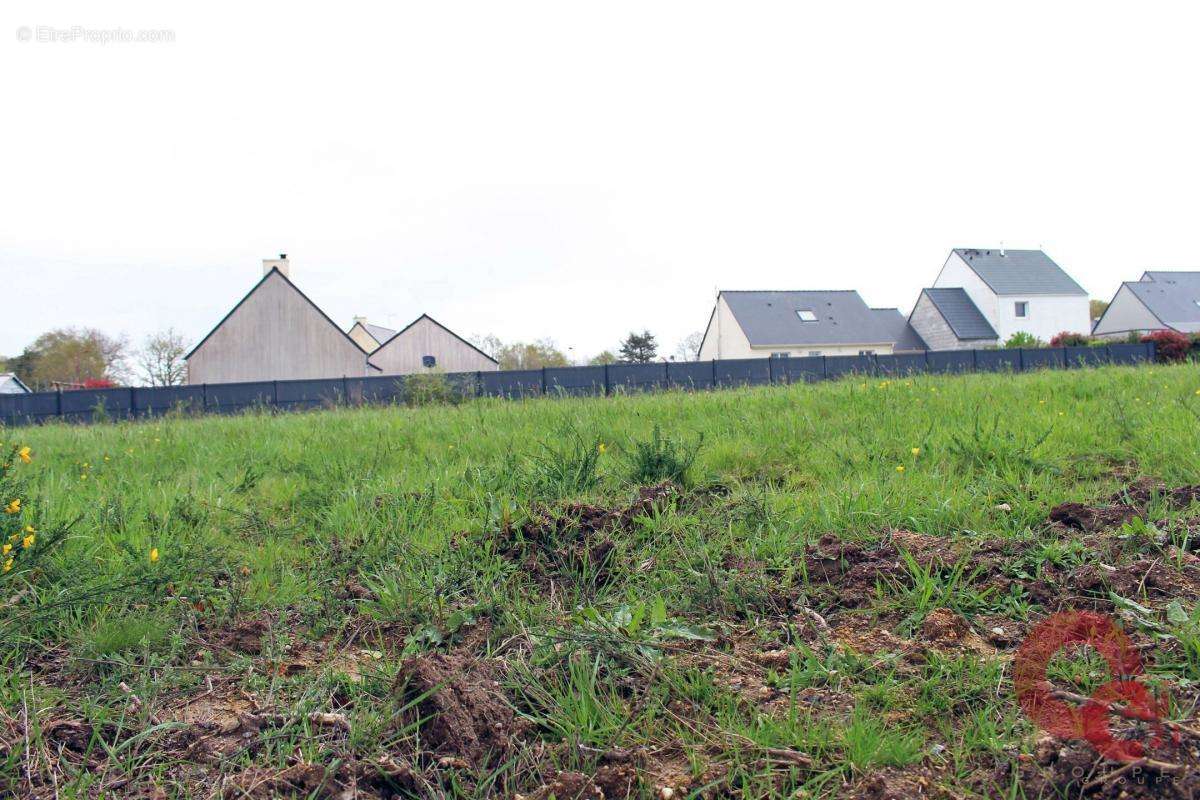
348,323,382,353
368,316,499,374
696,296,895,359
187,271,372,384
1092,284,1164,338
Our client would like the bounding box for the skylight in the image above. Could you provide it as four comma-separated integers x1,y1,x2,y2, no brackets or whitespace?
796,309,817,322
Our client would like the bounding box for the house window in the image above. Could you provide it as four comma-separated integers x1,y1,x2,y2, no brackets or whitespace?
770,352,791,358
808,351,822,357
859,349,875,356
1014,301,1028,318
422,355,436,368
796,309,817,322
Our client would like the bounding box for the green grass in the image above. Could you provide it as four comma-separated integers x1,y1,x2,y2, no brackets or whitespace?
3,364,1200,797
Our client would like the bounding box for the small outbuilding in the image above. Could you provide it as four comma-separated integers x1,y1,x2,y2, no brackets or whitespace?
0,373,31,394
907,288,999,350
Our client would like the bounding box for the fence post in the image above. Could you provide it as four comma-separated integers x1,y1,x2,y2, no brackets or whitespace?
541,367,547,396
662,361,668,391
55,388,62,421
971,349,978,372
342,376,349,405
129,387,137,420
273,380,279,409
821,356,828,381
603,364,611,396
1018,349,1025,372
767,356,774,384
711,360,717,389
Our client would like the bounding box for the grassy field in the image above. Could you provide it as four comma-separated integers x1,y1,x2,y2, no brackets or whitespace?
3,364,1200,798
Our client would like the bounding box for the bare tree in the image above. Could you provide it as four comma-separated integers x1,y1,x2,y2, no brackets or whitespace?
674,331,704,362
138,328,188,386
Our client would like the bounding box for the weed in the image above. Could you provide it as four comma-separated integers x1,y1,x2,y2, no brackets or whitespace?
625,424,703,487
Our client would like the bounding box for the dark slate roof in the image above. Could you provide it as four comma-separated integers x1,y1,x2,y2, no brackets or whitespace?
1124,276,1200,333
719,290,926,348
872,308,928,352
921,288,998,340
363,322,397,344
953,248,1086,296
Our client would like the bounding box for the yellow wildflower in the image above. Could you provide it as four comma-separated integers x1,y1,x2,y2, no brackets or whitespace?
2,559,11,573
18,446,31,464
598,443,608,454
911,447,920,456
4,499,19,514
21,534,33,549
1,544,10,555
150,547,159,564
24,525,34,534
896,465,905,473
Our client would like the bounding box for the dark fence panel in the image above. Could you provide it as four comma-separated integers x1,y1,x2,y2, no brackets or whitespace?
0,392,59,426
133,385,206,417
608,363,668,393
0,340,1167,426
976,348,1020,372
202,381,275,414
479,369,543,398
874,353,928,376
772,356,826,383
714,358,770,387
1064,346,1107,368
546,366,605,397
1021,348,1065,370
824,355,874,379
1108,342,1152,365
667,362,714,391
360,375,406,403
927,351,975,374
60,388,134,422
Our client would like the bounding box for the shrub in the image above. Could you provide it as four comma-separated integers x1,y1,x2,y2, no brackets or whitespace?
1142,330,1191,363
1049,331,1090,347
402,372,462,407
626,425,703,487
1003,331,1043,349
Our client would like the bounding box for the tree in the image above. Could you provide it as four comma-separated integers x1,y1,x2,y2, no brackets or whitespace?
619,330,658,363
588,350,618,366
494,339,571,371
674,331,704,362
1089,299,1109,321
137,328,189,386
469,333,504,360
22,328,128,389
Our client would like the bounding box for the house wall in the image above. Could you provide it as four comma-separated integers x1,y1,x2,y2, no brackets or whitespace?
187,271,372,384
934,252,1091,343
908,293,996,351
368,317,499,374
348,324,381,353
1091,284,1165,337
695,297,895,359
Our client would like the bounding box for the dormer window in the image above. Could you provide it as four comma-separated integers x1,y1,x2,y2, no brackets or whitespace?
796,309,817,322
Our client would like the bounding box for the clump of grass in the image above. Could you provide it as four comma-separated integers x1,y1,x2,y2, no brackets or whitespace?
80,613,173,660
526,427,602,498
625,425,703,487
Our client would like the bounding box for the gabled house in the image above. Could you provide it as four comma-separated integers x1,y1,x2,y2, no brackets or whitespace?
347,318,398,354
922,248,1090,344
185,256,379,384
696,290,927,360
367,314,499,374
1092,271,1200,338
907,288,999,350
0,373,30,394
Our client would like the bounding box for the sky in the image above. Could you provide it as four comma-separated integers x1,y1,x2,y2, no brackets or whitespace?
4,1,1200,362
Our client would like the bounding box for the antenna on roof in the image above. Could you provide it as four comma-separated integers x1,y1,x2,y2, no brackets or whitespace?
1000,241,1005,257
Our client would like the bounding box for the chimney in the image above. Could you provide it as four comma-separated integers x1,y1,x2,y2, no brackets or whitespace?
263,253,289,277
353,315,368,325
1000,242,1006,257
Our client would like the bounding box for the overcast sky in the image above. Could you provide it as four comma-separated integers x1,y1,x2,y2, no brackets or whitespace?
4,2,1199,361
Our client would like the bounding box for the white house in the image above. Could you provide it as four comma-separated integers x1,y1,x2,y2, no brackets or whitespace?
915,248,1090,345
697,290,927,360
0,373,30,394
1092,271,1200,338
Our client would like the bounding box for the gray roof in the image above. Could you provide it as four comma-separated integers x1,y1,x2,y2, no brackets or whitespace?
921,288,998,340
1141,270,1200,283
1124,275,1200,333
0,373,30,394
362,322,397,344
953,248,1086,296
719,290,926,349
